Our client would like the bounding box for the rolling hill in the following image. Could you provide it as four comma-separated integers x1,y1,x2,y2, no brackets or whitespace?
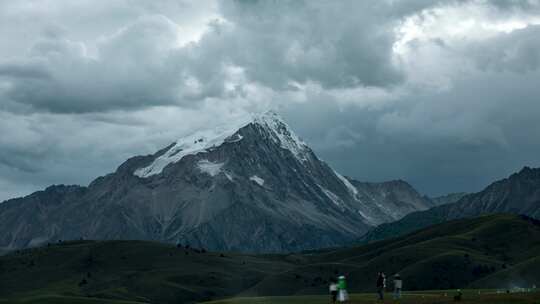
1,214,539,303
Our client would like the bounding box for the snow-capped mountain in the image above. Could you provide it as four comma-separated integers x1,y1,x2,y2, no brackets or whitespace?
0,111,432,253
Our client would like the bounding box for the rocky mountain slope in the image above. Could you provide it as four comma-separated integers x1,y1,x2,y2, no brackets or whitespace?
1,214,538,303
431,192,467,206
0,111,432,253
361,166,540,243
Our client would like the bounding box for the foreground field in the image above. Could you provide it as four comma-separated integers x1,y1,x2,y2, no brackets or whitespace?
0,295,146,304
205,290,540,304
1,290,538,304
1,215,540,303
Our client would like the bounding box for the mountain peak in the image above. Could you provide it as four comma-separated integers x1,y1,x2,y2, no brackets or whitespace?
134,110,307,178
517,166,538,175
507,166,540,181
252,110,309,161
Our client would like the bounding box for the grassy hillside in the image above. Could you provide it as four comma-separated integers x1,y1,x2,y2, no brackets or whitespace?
1,214,539,303
0,295,147,304
359,203,451,243
0,240,295,303
244,214,540,296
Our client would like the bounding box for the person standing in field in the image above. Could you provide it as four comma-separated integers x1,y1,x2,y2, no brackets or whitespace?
376,272,386,300
337,275,349,303
393,273,402,299
329,278,338,304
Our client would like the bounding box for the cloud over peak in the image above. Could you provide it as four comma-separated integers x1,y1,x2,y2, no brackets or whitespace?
1,0,540,201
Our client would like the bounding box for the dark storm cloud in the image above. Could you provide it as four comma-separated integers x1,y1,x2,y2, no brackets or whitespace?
472,25,540,73
279,5,540,196
488,0,540,10
0,63,50,79
1,16,192,113
3,0,522,114
1,0,540,201
0,0,417,113
284,67,540,196
212,1,404,89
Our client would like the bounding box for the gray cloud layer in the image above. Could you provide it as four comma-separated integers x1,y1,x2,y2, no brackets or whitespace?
1,0,540,201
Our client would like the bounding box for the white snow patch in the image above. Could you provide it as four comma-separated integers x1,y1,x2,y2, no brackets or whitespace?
134,118,252,178
253,111,309,162
250,175,265,186
363,190,398,219
319,185,345,209
27,236,49,247
229,134,243,142
224,172,234,181
134,111,309,178
197,160,225,177
357,209,377,225
334,170,359,197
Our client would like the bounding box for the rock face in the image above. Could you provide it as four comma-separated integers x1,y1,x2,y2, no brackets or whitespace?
446,167,540,219
430,192,467,206
0,111,432,253
361,166,540,243
348,179,436,221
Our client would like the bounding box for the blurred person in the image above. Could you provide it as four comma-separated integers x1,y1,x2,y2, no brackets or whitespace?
329,278,338,304
376,272,386,300
337,275,349,303
393,273,402,299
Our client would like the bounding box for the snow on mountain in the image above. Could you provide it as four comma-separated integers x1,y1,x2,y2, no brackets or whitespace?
197,160,225,177
319,185,345,211
334,170,359,197
252,112,309,162
134,117,250,178
249,175,265,186
134,111,308,178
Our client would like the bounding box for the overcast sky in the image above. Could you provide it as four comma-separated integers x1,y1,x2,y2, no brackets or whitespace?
1,0,540,201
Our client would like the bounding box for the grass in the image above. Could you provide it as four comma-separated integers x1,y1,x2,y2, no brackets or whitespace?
204,290,540,304
2,290,539,304
0,294,148,304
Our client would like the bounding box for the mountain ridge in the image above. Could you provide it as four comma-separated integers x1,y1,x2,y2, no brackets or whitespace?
361,166,540,243
431,192,467,206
